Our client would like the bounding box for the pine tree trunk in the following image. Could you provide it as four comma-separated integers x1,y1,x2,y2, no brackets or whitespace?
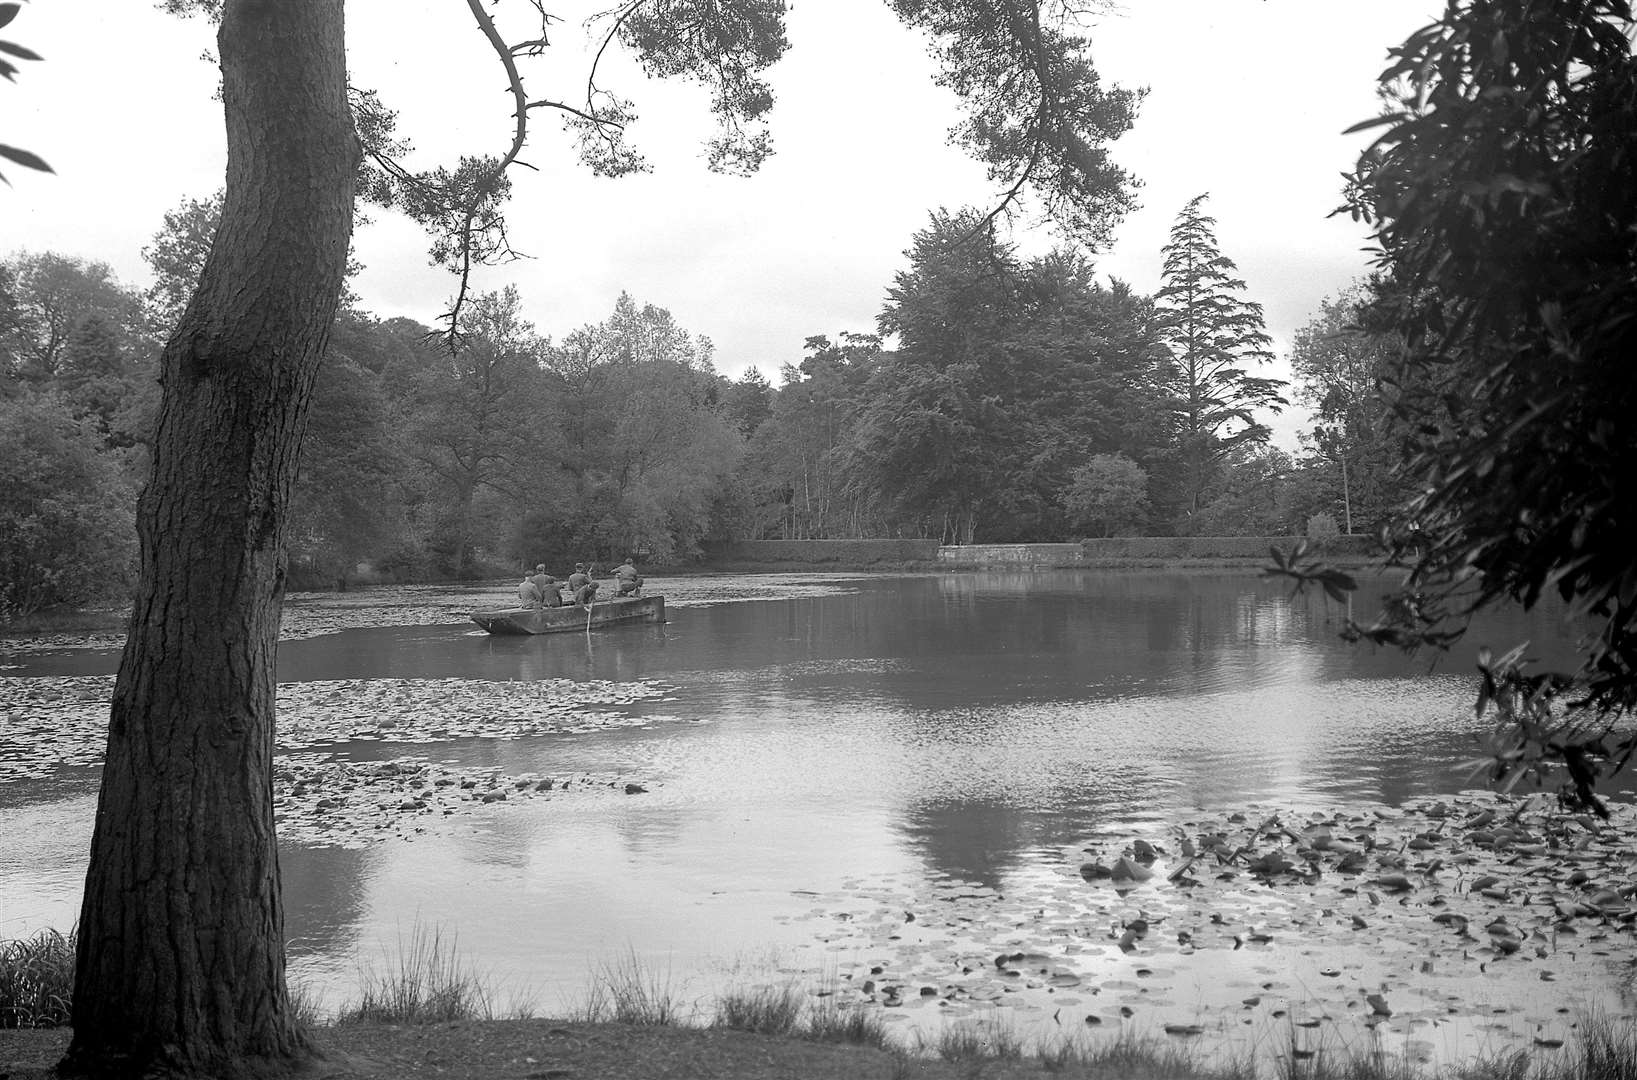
64,1,357,1075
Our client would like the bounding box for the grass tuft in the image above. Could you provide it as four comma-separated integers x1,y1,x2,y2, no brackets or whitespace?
571,948,684,1026
1561,1014,1637,1080
931,1017,1025,1062
714,981,804,1036
287,978,327,1030
803,997,895,1050
0,928,75,1029
333,921,495,1025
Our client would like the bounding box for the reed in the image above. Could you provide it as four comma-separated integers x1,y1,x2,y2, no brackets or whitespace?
0,928,75,1029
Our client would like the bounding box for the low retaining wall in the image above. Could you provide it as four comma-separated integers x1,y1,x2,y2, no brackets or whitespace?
935,543,1084,566
1079,534,1376,563
703,535,1376,569
939,535,1377,568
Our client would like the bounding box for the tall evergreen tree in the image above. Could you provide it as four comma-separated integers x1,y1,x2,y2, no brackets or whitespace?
1153,194,1286,526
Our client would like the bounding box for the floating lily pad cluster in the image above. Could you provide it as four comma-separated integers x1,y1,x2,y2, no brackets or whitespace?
776,792,1637,1067
0,675,674,784
274,677,674,750
273,752,650,849
0,675,116,778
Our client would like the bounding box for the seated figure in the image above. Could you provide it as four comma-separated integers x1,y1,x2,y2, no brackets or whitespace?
613,556,643,597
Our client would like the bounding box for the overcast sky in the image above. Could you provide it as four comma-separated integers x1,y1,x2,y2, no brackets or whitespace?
6,0,1439,447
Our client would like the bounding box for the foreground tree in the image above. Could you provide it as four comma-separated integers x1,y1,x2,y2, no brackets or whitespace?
65,1,1141,1074
64,2,357,1074
1282,0,1636,811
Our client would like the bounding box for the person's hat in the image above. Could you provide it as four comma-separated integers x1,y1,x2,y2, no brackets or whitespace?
575,562,586,570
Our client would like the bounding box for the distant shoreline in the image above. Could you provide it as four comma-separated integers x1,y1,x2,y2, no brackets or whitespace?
1,552,1388,639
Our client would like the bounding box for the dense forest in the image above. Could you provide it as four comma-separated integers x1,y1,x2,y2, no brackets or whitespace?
1,193,1411,617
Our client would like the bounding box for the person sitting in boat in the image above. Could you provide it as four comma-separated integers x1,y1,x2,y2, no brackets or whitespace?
528,564,563,608
613,556,643,597
517,573,544,609
567,562,599,608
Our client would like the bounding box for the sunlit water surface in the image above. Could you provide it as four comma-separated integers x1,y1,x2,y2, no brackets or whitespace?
2,571,1626,1064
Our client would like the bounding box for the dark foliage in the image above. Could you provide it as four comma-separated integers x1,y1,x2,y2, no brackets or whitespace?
1288,0,1637,812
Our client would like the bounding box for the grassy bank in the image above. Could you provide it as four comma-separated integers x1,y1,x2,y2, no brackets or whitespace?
8,1011,1637,1080
5,928,1635,1080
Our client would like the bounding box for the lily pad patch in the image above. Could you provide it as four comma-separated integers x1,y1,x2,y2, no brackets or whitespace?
775,792,1637,1067
273,752,649,849
1,675,675,783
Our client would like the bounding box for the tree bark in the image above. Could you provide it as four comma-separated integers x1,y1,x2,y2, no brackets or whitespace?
64,1,357,1075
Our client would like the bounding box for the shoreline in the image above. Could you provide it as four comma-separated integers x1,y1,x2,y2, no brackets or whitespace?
0,559,1389,641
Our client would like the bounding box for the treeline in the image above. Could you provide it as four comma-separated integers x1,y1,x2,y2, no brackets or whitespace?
1,194,1413,617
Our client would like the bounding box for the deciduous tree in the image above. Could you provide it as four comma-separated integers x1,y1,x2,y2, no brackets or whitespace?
0,393,137,619
1287,283,1403,534
0,251,148,384
746,333,880,538
859,211,1026,543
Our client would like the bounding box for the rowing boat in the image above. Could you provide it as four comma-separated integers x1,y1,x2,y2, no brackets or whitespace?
469,594,665,635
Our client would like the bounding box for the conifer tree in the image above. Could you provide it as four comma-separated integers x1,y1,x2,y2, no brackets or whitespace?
1153,193,1286,524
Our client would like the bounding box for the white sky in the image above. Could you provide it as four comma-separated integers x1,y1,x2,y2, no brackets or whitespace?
4,0,1439,448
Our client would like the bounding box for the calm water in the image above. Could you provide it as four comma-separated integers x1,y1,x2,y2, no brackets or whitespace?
0,570,1604,1043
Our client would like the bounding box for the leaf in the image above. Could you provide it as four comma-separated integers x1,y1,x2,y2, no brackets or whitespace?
0,144,52,173
1111,856,1154,882
1323,570,1358,592
0,4,18,30
1342,112,1407,135
0,39,40,60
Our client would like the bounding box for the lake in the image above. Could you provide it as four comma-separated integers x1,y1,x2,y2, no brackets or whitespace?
2,570,1630,1064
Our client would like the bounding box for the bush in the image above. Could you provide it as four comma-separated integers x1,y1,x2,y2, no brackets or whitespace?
1306,513,1340,539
